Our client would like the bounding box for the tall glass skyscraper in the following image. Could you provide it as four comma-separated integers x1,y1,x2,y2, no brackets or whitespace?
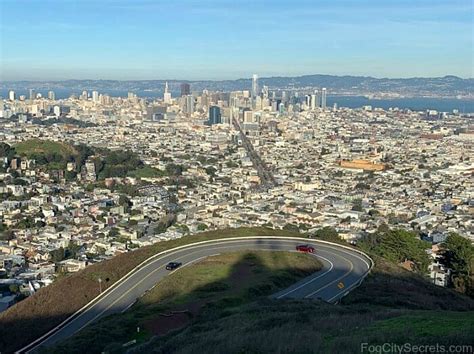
208,106,221,125
321,88,327,110
252,74,258,99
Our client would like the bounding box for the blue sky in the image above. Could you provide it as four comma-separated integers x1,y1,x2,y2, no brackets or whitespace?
0,0,472,80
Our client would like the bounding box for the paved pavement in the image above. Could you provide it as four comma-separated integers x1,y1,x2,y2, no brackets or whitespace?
22,237,371,353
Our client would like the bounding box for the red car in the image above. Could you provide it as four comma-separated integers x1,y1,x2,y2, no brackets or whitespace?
296,244,315,253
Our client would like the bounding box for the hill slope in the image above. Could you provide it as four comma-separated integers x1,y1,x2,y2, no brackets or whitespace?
0,228,300,353
47,255,474,354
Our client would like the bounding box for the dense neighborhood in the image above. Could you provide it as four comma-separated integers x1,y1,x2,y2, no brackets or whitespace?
0,85,473,312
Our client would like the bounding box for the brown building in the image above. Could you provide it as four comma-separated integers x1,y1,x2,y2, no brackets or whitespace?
339,159,386,171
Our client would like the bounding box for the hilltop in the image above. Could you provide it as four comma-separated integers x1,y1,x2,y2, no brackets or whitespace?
1,227,473,353
15,139,78,158
47,254,474,354
2,74,473,98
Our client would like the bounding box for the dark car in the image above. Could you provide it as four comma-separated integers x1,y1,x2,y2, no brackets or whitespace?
296,244,315,253
166,262,182,270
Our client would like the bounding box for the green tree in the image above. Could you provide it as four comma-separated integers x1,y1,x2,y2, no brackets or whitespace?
109,227,120,238
360,229,431,273
118,194,132,213
283,223,300,233
165,163,184,176
0,142,15,159
50,247,66,263
197,223,208,231
205,166,217,177
8,284,19,293
67,241,82,259
442,233,474,276
0,229,14,241
441,233,474,296
313,227,340,242
351,198,363,212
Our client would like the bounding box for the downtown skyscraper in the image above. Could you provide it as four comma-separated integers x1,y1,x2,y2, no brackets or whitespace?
321,88,327,110
252,74,258,99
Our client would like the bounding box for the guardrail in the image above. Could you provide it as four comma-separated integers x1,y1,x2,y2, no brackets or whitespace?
18,235,373,353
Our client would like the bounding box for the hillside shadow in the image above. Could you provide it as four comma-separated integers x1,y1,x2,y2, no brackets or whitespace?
2,253,474,354
27,251,324,354
340,258,474,311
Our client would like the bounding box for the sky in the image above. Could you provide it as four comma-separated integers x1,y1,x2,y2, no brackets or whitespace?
0,0,473,81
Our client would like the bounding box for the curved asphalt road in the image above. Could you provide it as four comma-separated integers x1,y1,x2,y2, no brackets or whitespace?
21,237,372,353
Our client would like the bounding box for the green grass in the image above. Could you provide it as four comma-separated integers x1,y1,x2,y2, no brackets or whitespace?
48,253,474,354
15,139,77,158
365,311,474,338
1,227,304,354
45,251,322,354
7,227,474,354
127,166,166,178
140,251,321,306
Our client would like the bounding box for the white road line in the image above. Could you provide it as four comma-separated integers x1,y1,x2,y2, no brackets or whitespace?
20,237,372,354
327,276,365,303
304,255,354,299
276,255,334,299
67,244,282,335
120,299,137,314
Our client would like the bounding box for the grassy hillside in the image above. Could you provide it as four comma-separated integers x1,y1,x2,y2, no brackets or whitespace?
48,253,474,354
3,227,473,353
15,139,78,158
45,251,322,353
0,227,301,353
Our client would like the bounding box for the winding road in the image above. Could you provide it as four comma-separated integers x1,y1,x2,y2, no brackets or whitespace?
20,236,372,353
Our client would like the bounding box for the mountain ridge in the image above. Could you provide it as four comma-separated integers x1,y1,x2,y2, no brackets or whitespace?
2,74,473,98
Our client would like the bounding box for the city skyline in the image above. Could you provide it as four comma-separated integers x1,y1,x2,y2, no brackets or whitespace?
1,1,474,353
1,0,473,81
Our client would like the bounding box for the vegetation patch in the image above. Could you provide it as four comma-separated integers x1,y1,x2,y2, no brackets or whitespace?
15,139,78,158
45,250,322,353
0,227,302,353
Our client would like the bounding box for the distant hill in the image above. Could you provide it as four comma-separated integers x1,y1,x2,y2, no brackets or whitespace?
15,139,78,159
2,74,473,98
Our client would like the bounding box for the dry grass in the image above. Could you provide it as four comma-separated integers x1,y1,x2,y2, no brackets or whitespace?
0,227,302,353
45,251,321,353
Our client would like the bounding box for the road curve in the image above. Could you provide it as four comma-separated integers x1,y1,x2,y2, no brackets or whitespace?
20,236,372,353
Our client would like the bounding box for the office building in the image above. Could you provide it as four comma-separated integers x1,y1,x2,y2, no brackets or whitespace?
311,91,321,109
180,83,190,96
243,110,254,123
48,91,56,100
184,95,194,114
321,88,327,110
147,105,167,121
92,91,99,102
208,106,221,125
8,90,15,101
163,82,172,103
252,74,258,99
29,89,35,100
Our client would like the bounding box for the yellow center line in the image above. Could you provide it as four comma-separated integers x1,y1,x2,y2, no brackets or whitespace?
304,253,354,299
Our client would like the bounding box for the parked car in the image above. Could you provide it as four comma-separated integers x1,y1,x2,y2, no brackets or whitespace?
296,244,315,253
165,261,182,270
